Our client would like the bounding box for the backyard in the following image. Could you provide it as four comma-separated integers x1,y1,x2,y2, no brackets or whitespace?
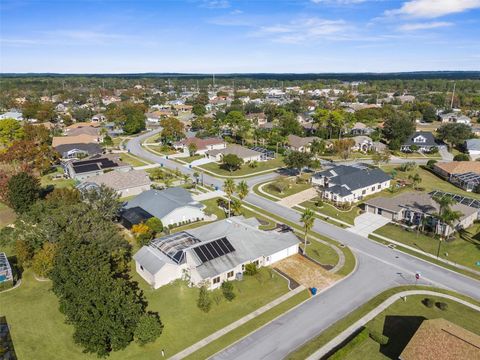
40,167,76,189
197,156,284,177
373,223,480,271
0,202,16,229
333,294,480,360
0,265,291,360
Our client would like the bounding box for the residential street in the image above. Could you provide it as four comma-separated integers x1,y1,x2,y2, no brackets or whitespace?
127,130,480,359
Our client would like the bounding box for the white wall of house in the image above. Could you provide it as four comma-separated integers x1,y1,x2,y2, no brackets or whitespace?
136,262,185,289
161,206,205,226
321,180,391,203
266,244,299,265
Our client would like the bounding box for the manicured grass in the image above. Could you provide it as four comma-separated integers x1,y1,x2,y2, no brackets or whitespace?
263,180,312,198
145,145,177,155
286,286,480,360
40,167,76,189
0,266,290,360
197,156,284,177
118,152,151,166
300,239,339,267
184,289,311,360
336,294,480,360
301,200,360,226
381,165,480,200
374,223,480,271
180,154,203,163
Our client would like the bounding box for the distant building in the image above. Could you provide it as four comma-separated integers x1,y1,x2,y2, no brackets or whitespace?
0,111,23,121
77,169,151,197
312,165,391,203
439,112,471,125
350,122,374,136
465,139,480,159
206,144,264,162
400,132,437,152
173,137,226,155
286,135,319,153
121,187,205,229
55,143,103,159
63,154,131,180
133,216,299,289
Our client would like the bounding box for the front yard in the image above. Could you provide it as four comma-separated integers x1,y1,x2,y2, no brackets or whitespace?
0,265,291,360
263,179,313,199
373,223,480,271
197,156,284,177
300,199,361,226
118,152,152,167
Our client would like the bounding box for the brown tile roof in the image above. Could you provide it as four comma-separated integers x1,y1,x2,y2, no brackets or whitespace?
434,161,480,175
400,318,480,360
52,134,99,147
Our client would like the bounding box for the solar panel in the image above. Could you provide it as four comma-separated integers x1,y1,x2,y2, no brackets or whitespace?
193,237,235,263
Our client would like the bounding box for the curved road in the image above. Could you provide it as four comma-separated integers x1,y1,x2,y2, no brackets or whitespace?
127,130,480,359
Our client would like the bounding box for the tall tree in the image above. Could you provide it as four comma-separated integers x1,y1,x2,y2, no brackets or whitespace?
284,151,312,175
6,172,40,214
436,123,474,148
159,117,185,143
0,118,24,146
221,154,243,173
300,208,315,251
223,179,236,217
382,111,415,150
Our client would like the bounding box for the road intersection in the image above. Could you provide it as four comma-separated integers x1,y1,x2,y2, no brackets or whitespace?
127,130,480,359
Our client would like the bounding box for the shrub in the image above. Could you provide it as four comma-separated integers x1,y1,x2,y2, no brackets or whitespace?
426,159,437,169
197,286,212,312
315,199,324,208
145,217,163,234
423,297,434,308
134,313,163,345
436,301,448,311
453,153,470,161
369,330,389,345
329,328,369,360
221,281,236,301
244,263,258,276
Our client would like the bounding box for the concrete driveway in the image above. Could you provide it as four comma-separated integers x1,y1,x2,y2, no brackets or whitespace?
347,212,391,236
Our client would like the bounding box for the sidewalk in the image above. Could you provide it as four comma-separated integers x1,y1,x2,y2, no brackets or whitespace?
169,285,306,360
306,289,480,360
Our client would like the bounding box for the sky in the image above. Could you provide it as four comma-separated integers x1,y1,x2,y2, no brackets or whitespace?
0,0,479,73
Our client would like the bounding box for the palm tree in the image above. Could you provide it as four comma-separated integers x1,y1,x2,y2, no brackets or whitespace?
237,181,249,202
300,208,315,252
231,198,242,216
223,179,236,217
193,171,200,187
409,173,422,190
432,196,460,258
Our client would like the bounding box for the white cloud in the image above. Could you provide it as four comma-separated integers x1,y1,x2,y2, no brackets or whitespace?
398,21,453,31
200,0,230,9
311,0,368,4
254,17,351,44
386,0,480,18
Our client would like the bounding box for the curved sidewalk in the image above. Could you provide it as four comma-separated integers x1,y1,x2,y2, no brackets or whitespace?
306,289,480,360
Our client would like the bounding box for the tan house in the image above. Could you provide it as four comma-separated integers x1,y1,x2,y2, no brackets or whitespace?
173,137,226,155
206,144,263,162
363,192,478,236
286,135,319,152
52,134,100,147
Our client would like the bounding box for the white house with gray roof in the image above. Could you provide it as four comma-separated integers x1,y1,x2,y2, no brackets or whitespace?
312,165,391,203
133,216,299,289
465,139,480,160
121,187,205,228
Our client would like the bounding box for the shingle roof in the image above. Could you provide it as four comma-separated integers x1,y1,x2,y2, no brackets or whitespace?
81,170,151,191
206,144,261,159
400,318,480,360
287,135,319,148
124,187,204,220
54,143,102,156
174,137,225,151
402,131,437,147
434,161,480,175
465,139,480,152
52,134,99,147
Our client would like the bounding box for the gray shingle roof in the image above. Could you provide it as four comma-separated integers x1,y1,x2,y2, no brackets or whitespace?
54,143,102,156
206,144,261,159
402,132,437,147
466,139,480,151
81,170,151,191
124,187,204,220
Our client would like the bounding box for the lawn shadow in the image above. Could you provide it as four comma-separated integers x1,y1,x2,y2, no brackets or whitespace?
380,315,425,359
0,316,18,360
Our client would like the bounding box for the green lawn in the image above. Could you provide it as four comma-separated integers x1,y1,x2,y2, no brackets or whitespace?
300,238,339,268
263,180,312,198
287,286,480,360
40,167,76,189
300,200,360,226
0,266,290,360
198,156,284,177
374,223,480,271
180,154,203,163
381,165,480,200
118,153,151,167
337,294,480,360
145,145,177,155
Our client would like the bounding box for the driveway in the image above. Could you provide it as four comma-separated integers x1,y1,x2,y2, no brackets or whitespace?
347,212,391,237
277,188,318,208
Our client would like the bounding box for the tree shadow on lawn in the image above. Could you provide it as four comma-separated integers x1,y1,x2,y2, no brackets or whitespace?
0,316,18,360
379,315,425,359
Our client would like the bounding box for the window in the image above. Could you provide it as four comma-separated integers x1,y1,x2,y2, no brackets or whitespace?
362,190,366,195
227,271,234,278
371,186,375,191
241,264,245,271
253,260,259,266
377,185,381,190
212,277,220,284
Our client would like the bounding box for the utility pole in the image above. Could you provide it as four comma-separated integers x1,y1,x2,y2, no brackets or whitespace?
212,74,215,89
450,82,456,109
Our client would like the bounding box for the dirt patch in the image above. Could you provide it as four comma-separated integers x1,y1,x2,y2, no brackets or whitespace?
0,208,16,228
274,254,340,289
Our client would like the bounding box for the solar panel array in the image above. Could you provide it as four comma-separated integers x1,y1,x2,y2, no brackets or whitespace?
193,237,235,263
72,158,119,174
429,190,480,209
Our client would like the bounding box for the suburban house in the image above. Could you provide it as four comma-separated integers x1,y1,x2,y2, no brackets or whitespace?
400,131,437,152
350,122,374,136
121,187,205,229
173,137,226,155
0,111,23,121
465,139,480,159
351,136,373,152
63,154,131,180
363,192,477,236
433,161,480,192
77,169,152,197
439,112,472,125
312,165,391,203
206,144,263,162
246,112,267,126
54,143,103,159
64,126,101,138
133,216,299,289
286,135,319,152
399,318,480,360
66,122,101,130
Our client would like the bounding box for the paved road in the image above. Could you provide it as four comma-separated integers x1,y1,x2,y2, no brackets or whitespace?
128,130,480,359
